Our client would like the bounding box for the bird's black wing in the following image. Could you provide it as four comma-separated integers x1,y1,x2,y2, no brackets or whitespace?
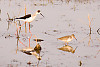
16,14,31,19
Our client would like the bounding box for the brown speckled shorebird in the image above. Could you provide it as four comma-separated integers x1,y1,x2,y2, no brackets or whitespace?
57,34,77,45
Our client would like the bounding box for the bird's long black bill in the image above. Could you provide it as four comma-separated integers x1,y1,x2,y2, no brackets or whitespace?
74,36,77,40
40,13,44,17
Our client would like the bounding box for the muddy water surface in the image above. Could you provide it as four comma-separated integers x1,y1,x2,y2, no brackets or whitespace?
0,0,100,67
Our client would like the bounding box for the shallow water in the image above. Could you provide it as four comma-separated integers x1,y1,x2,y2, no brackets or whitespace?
0,0,100,67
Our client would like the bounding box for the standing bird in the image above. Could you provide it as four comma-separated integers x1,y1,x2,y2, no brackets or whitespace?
57,34,77,45
15,10,44,47
15,10,44,31
15,10,44,22
15,10,44,33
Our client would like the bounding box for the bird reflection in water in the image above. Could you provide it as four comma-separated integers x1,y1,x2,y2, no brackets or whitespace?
20,43,42,60
16,36,42,66
34,43,42,56
58,45,78,53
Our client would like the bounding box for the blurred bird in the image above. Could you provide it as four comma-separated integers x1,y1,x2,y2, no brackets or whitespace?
58,45,78,53
20,47,41,60
57,34,77,45
34,43,42,58
15,10,44,22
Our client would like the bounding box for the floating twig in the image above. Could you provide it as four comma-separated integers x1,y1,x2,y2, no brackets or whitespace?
7,13,14,30
88,14,94,46
7,13,14,21
88,14,91,34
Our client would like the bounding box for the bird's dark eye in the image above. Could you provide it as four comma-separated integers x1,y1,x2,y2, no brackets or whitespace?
37,10,40,13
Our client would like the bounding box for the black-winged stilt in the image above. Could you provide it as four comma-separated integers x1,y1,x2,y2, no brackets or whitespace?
15,10,44,22
15,10,44,47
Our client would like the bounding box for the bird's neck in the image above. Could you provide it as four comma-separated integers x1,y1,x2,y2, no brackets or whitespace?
32,12,38,17
71,36,74,39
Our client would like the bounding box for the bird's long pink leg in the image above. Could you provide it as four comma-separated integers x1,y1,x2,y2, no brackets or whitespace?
28,22,32,48
15,22,26,36
15,22,27,47
19,40,27,47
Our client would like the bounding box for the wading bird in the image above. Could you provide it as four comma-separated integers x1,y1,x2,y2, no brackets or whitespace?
57,34,77,45
15,10,44,22
15,10,44,47
15,10,44,33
